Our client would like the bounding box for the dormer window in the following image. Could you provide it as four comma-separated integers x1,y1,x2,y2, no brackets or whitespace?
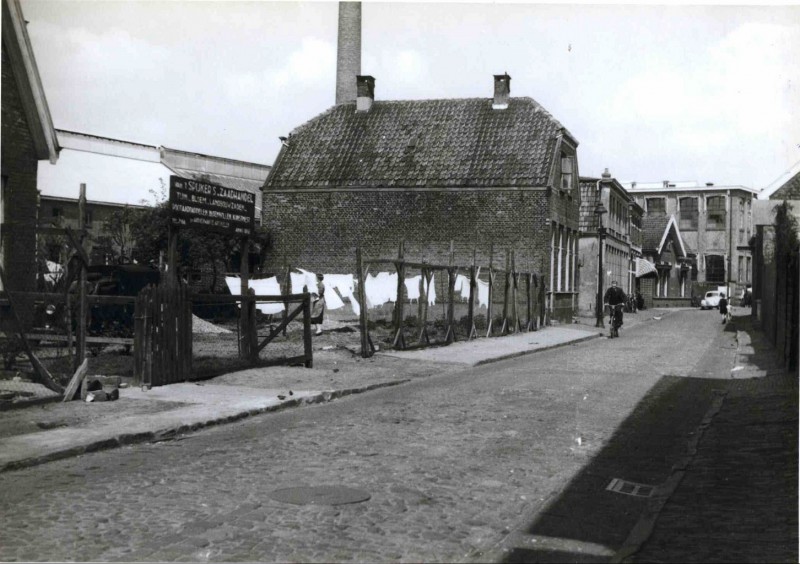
560,154,573,191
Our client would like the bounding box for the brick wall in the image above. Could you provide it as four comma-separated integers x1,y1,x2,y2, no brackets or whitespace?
1,42,40,325
263,188,555,276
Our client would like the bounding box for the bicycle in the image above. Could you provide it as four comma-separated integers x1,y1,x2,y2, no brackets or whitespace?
605,303,625,338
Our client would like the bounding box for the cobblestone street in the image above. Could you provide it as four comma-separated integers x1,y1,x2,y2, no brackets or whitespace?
0,310,793,562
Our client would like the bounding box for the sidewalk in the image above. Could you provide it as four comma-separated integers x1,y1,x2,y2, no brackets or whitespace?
621,312,798,563
0,323,600,473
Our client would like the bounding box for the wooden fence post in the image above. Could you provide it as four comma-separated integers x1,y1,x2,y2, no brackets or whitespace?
75,183,87,371
392,240,406,349
467,248,477,339
356,247,373,358
302,291,313,368
486,243,495,337
248,287,257,364
239,237,251,360
445,241,456,344
501,251,510,335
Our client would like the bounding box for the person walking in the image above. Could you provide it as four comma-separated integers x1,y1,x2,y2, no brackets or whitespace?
311,273,326,335
719,293,729,324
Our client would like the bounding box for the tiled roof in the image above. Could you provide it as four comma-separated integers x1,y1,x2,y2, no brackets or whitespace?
642,214,670,252
265,97,572,189
770,170,800,200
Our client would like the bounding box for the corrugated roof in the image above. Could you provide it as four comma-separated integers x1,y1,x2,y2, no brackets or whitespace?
266,97,572,189
635,258,658,277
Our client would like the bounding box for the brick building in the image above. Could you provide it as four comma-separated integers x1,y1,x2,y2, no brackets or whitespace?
263,74,582,322
626,181,758,301
1,0,59,330
638,214,691,308
577,169,643,315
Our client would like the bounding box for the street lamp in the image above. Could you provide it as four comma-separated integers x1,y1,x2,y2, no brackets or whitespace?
595,201,608,328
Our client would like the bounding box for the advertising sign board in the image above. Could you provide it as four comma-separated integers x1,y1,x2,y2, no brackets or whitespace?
169,176,255,237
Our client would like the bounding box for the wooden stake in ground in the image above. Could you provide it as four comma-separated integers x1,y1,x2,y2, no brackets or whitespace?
62,358,88,402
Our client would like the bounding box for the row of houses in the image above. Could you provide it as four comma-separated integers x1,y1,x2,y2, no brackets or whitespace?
0,0,793,334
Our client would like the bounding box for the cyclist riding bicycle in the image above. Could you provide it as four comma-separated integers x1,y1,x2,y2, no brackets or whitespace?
603,281,628,333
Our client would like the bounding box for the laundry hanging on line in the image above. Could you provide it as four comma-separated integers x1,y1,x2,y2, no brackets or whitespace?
224,276,285,315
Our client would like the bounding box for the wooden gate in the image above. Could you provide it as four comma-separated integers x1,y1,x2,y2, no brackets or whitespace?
133,280,192,387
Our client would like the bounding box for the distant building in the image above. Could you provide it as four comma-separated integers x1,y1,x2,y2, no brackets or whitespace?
625,181,758,301
1,0,59,301
38,195,149,266
639,214,690,308
35,130,271,291
263,74,583,322
577,169,643,314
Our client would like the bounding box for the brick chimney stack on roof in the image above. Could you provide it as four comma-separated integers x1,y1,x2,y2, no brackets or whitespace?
356,75,375,112
492,73,511,110
335,2,361,105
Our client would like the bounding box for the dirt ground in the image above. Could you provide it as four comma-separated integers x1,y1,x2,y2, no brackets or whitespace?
0,307,463,441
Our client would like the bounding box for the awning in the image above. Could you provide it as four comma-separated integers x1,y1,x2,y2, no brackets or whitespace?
635,258,658,278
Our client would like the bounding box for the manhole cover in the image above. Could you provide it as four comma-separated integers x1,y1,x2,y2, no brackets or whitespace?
606,478,655,498
268,486,371,506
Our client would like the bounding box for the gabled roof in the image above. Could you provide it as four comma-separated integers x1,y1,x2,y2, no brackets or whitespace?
642,214,687,257
766,169,800,201
2,0,59,163
265,97,574,189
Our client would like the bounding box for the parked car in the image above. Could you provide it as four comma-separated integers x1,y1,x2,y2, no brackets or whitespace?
700,291,725,310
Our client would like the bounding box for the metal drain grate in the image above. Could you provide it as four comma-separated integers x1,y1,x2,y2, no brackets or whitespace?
606,478,655,498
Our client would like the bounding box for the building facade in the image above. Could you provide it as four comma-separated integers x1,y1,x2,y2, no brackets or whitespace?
626,181,757,302
263,74,583,322
38,195,149,267
1,0,59,300
578,170,643,314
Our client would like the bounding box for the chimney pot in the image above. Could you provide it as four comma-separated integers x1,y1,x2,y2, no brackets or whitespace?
663,180,669,188
356,75,375,112
493,73,511,110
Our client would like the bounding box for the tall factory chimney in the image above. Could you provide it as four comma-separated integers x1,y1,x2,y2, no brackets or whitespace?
335,2,361,105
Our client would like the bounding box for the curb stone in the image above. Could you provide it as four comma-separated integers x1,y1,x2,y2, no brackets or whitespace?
0,379,410,474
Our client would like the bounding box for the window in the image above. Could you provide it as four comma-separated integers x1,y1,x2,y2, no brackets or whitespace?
560,155,573,191
85,210,93,227
706,254,725,283
679,197,698,230
52,207,62,218
738,256,744,282
707,196,727,230
646,198,666,215
746,256,751,284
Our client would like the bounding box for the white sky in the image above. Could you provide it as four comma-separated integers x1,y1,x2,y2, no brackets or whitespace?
20,0,800,198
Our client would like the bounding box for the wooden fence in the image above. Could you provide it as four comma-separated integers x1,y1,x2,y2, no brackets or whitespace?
356,242,542,358
133,280,192,388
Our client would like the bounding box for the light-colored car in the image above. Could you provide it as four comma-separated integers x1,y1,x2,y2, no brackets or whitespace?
700,291,725,310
